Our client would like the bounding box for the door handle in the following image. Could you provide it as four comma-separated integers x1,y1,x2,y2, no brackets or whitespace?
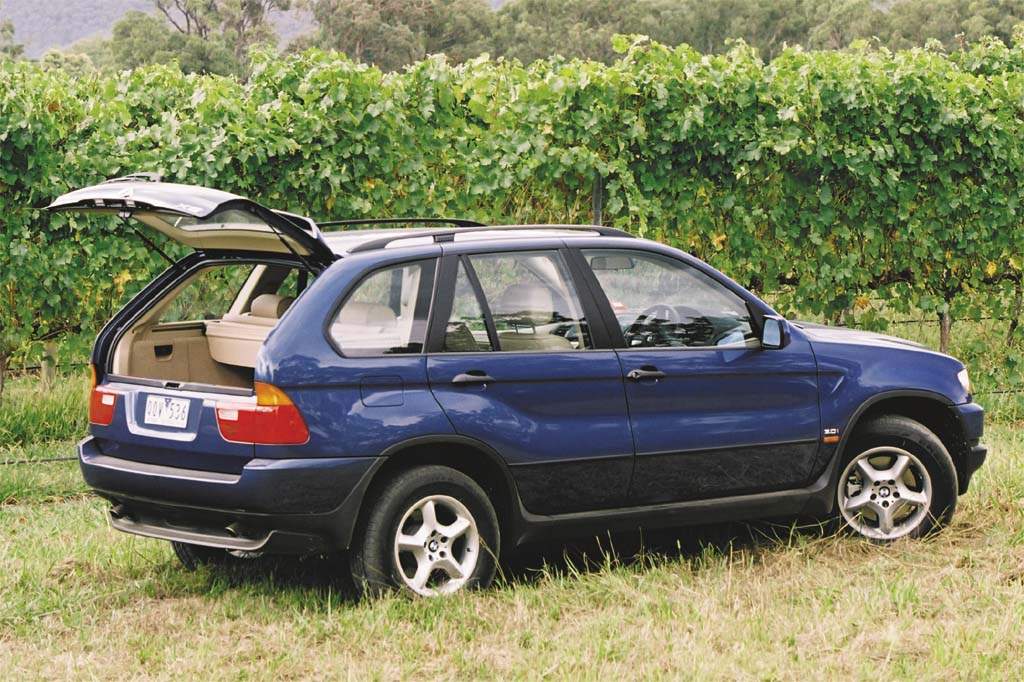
451,370,495,386
627,366,667,382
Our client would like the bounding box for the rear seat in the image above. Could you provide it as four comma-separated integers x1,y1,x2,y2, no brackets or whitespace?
205,293,295,368
329,302,404,354
491,283,574,351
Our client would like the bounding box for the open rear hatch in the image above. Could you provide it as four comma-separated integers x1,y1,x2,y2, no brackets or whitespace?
53,177,323,473
48,175,335,267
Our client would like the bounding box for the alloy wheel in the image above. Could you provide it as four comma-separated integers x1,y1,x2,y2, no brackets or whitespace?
392,494,480,596
838,446,933,540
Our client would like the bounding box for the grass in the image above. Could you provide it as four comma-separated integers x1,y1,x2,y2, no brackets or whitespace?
0,371,88,447
1,320,1023,679
0,424,1021,679
0,373,89,505
0,440,87,505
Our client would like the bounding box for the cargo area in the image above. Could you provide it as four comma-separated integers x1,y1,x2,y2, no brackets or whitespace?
109,261,311,389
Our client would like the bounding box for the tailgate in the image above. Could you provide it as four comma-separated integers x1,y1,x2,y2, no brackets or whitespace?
90,378,253,475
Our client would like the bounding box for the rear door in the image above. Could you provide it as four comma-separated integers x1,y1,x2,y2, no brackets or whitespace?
48,176,335,267
90,377,255,474
577,247,821,505
425,248,634,515
87,260,281,475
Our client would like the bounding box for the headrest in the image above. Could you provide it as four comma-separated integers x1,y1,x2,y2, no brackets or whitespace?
250,294,294,319
492,283,556,326
337,302,397,328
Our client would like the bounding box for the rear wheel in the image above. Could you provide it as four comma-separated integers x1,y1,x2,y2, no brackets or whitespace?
836,415,958,541
171,541,241,571
350,465,500,597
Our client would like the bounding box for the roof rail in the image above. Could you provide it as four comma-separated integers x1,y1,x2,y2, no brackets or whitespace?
319,217,486,230
103,172,164,184
345,224,635,254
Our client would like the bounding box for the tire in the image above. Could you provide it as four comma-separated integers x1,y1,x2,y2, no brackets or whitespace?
835,415,958,541
350,465,500,598
171,541,237,571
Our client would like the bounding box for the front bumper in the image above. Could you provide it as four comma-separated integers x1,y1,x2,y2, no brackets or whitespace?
953,402,987,494
79,436,379,553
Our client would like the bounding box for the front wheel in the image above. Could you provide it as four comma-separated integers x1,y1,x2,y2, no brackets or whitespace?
836,415,958,541
350,465,500,597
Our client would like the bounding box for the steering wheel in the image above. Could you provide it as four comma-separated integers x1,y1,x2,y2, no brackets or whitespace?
624,304,680,347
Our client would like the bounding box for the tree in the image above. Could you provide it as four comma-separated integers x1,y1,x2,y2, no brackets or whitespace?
485,0,637,63
68,35,118,72
295,0,493,71
0,1,23,60
100,1,290,76
879,0,1024,50
155,0,290,62
40,49,95,78
109,10,240,75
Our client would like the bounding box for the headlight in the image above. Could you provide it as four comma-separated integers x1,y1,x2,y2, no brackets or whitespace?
957,368,971,394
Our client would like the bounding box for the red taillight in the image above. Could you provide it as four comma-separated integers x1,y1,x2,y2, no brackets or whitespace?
215,382,309,445
89,387,119,425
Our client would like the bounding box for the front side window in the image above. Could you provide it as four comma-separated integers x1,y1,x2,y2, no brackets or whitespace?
583,249,755,348
449,251,591,352
329,260,434,356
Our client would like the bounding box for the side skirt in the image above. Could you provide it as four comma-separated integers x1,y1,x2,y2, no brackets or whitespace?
511,453,840,547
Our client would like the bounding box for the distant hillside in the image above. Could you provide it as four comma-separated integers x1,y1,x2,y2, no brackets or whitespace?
0,0,315,58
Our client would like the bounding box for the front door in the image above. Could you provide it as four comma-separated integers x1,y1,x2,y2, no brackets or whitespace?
426,249,634,515
579,248,821,505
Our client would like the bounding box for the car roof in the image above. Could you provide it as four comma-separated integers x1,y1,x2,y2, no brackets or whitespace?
321,225,635,256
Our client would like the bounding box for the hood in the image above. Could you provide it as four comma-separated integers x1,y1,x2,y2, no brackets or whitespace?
793,321,928,351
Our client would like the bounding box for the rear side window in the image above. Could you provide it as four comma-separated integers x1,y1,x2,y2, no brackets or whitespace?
444,262,493,352
329,260,435,356
440,251,591,353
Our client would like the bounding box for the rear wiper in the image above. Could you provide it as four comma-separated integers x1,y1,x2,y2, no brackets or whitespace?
119,213,182,272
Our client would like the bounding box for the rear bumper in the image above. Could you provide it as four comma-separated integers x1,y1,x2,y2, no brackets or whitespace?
79,436,379,553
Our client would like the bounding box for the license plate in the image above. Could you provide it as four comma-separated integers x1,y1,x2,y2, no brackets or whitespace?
144,395,190,429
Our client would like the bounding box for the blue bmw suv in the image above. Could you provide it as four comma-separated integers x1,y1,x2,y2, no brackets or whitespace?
51,177,987,597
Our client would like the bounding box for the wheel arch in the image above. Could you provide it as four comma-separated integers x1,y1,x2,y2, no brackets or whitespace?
831,390,972,497
346,435,522,553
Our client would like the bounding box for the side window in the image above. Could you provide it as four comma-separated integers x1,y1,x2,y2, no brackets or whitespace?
232,265,310,317
329,260,434,356
583,250,755,348
158,264,255,323
464,251,591,352
271,268,309,300
444,262,494,352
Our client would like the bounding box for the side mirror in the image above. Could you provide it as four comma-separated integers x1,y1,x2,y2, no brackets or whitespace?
761,316,790,350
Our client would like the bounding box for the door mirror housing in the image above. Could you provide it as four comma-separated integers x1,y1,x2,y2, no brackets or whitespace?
761,316,790,350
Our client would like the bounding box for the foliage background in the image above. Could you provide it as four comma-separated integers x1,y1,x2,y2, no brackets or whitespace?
4,34,1024,381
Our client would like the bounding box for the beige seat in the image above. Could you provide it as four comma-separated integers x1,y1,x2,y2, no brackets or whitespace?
250,293,295,319
204,293,296,367
330,302,403,354
491,283,574,352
